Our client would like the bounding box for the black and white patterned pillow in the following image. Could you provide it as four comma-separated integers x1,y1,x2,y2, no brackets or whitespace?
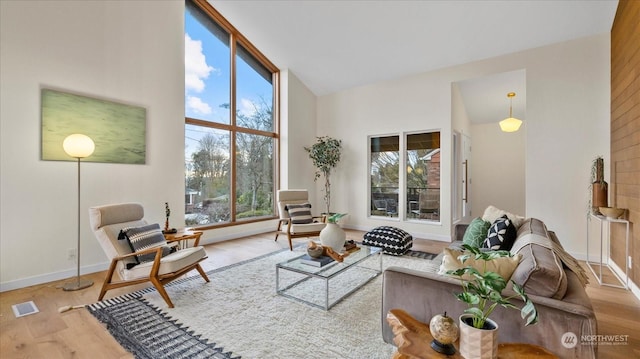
285,203,313,224
362,226,413,255
483,215,517,250
120,223,171,264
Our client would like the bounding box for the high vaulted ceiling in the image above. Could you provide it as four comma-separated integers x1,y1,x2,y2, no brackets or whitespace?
210,0,618,98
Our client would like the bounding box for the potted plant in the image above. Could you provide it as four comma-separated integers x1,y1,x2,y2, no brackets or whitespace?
320,213,347,252
304,136,342,215
447,244,538,359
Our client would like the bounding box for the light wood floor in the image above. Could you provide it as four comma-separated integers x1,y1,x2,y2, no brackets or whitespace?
1,230,638,358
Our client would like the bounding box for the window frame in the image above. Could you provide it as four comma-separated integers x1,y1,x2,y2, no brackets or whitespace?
368,130,441,223
186,0,280,229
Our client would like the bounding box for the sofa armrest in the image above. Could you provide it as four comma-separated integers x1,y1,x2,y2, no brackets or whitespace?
381,266,597,359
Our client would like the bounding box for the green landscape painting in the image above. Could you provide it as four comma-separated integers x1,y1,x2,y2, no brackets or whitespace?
41,89,146,164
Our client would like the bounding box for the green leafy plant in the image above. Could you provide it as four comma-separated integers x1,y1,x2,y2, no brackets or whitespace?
304,136,342,214
447,244,538,329
326,213,347,224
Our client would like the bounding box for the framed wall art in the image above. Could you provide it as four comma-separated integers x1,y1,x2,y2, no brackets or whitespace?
41,88,146,164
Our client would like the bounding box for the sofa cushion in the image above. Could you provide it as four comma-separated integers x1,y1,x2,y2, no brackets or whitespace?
509,218,568,299
363,226,413,255
462,217,491,248
482,205,525,229
285,203,313,224
483,215,517,250
438,247,521,281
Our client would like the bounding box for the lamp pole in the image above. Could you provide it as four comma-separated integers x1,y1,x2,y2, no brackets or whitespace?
62,134,94,291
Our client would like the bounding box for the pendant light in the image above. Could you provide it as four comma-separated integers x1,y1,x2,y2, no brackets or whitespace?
499,92,522,132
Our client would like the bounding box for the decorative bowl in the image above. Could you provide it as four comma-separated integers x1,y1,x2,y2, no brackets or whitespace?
307,246,324,258
599,207,624,219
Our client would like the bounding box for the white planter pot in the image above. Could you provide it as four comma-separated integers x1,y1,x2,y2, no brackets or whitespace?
319,223,346,252
459,315,498,359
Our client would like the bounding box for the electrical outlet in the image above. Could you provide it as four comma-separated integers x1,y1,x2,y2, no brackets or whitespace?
629,256,632,269
67,248,76,261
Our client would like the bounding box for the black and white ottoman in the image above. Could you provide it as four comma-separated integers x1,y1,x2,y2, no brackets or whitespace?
362,226,413,255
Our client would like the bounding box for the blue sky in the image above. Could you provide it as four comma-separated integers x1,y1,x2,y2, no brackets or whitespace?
184,8,273,163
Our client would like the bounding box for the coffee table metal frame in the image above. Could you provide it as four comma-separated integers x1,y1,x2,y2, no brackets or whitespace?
276,245,382,310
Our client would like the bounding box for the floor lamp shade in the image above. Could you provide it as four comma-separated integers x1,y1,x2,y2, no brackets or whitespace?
63,134,95,158
62,133,94,291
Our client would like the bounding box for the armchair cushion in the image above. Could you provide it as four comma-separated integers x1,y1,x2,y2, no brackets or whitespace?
285,203,314,224
122,246,207,281
122,223,171,264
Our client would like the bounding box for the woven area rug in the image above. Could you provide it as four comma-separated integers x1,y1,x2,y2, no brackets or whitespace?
89,246,440,359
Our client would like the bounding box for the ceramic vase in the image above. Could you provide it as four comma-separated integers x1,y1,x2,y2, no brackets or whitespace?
458,315,498,359
319,223,346,252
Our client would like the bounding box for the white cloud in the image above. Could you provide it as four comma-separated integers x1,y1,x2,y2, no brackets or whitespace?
239,98,257,117
185,33,214,93
187,96,212,115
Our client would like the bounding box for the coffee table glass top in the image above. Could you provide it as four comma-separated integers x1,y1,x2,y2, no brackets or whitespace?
275,245,383,310
276,245,382,278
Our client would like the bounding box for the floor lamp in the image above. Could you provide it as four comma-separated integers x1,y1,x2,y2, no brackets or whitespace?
62,134,95,291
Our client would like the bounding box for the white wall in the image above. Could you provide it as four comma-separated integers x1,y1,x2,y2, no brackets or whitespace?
280,70,319,197
0,0,610,289
470,122,526,217
316,33,610,257
0,1,187,290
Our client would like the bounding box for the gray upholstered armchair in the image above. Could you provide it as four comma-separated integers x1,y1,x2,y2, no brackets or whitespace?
89,202,209,308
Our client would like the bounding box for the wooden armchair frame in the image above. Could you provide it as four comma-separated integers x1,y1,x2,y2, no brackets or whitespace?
90,202,210,308
99,238,209,308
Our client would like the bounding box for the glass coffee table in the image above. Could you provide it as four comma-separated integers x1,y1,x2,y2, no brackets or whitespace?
276,245,382,310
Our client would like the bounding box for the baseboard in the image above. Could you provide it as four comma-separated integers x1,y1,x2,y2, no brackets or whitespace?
0,262,109,293
608,258,640,301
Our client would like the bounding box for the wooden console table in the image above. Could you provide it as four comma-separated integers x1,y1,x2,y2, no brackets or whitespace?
387,309,558,359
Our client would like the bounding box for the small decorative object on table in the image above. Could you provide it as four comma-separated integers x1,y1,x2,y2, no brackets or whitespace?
307,241,324,258
162,202,177,234
429,311,459,355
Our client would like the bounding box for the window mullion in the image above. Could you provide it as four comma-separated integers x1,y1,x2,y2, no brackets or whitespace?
229,34,237,222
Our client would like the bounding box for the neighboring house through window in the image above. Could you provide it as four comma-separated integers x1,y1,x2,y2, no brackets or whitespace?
370,131,441,222
184,0,279,227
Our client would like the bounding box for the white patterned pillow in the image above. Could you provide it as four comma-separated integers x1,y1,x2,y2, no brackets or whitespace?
285,203,313,224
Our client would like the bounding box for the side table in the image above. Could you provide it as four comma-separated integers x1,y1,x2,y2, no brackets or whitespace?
586,214,629,289
164,229,203,249
386,309,558,359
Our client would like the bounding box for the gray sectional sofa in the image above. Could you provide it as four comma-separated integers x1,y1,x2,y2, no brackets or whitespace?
381,218,597,359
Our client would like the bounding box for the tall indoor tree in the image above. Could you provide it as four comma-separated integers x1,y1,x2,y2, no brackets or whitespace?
305,136,342,214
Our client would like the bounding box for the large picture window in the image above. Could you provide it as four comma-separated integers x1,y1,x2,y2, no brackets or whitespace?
185,0,279,227
369,131,440,222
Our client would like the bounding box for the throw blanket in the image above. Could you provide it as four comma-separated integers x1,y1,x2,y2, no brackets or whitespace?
510,231,590,287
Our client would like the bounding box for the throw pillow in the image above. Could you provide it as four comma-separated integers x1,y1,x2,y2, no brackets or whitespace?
438,247,522,281
285,203,313,224
462,217,491,248
482,205,526,229
121,223,171,264
483,215,517,250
